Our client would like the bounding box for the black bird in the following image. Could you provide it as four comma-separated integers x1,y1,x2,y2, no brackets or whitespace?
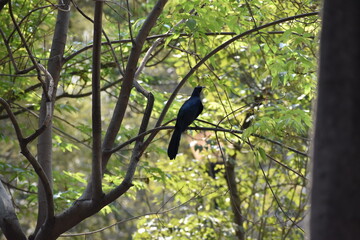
167,86,205,160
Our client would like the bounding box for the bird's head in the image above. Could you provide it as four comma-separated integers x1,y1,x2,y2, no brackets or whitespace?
192,86,205,96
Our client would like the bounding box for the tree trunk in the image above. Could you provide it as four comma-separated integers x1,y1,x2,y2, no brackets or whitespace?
310,0,360,239
225,160,245,240
35,0,71,234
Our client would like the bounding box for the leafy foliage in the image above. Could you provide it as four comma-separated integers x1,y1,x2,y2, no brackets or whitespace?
0,0,319,238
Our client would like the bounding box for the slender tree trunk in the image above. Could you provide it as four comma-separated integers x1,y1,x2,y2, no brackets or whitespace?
91,0,104,201
35,0,71,234
310,0,360,239
225,160,245,240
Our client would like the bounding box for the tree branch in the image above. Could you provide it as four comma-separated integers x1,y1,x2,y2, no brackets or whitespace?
23,65,54,144
61,185,205,237
0,98,24,140
0,27,19,72
104,91,154,200
91,0,104,201
63,29,316,64
0,98,54,228
41,1,167,238
0,180,27,240
101,0,168,167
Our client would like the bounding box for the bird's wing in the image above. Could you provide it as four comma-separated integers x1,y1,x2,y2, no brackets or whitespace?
176,97,202,131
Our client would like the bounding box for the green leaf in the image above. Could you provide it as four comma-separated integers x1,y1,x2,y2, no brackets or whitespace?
258,147,267,161
186,19,197,31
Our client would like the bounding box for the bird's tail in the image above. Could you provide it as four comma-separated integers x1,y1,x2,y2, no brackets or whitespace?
167,128,181,160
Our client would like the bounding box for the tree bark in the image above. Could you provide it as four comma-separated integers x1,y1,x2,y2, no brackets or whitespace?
225,160,245,240
35,0,71,235
310,0,360,239
91,0,104,201
81,0,168,200
35,1,165,239
0,180,27,240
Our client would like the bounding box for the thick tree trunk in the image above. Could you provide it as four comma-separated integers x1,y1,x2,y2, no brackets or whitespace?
310,0,360,239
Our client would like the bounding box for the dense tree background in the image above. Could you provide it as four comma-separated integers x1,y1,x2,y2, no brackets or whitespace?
0,0,319,239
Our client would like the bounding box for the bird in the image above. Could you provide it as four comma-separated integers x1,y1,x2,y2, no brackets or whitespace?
167,86,205,160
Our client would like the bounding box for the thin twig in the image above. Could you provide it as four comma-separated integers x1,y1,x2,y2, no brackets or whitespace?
71,0,125,76
0,27,19,72
258,161,304,232
8,0,50,100
62,29,316,63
